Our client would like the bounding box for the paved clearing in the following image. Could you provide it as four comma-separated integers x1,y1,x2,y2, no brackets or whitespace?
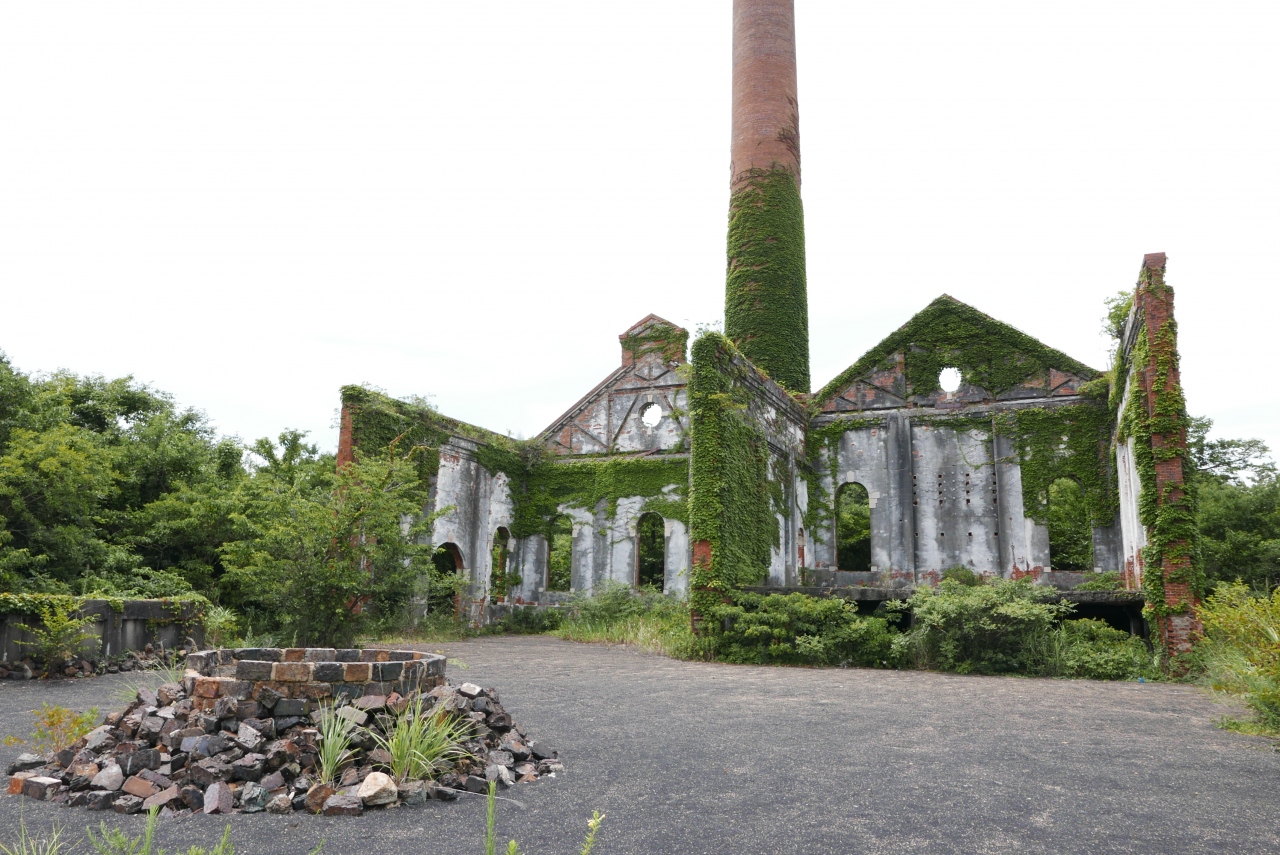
1,636,1277,854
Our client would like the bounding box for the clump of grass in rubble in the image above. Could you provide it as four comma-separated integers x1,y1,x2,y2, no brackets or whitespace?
367,695,472,783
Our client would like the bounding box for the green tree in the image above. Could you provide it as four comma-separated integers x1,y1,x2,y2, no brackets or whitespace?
219,445,433,646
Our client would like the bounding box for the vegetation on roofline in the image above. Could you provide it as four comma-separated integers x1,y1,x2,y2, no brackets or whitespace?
813,295,1099,406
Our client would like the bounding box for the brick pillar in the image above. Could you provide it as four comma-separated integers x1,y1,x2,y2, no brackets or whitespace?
336,403,356,469
731,0,801,186
1135,253,1201,655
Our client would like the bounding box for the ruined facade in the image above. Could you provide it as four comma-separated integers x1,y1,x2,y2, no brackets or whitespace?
338,0,1199,651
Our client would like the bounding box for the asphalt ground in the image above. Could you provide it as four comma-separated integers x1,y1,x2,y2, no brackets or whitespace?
0,635,1277,855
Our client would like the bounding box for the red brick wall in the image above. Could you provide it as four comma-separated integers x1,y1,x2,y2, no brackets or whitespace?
731,0,801,185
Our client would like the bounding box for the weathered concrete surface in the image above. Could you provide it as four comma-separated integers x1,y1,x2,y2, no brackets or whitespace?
3,637,1276,854
0,600,203,662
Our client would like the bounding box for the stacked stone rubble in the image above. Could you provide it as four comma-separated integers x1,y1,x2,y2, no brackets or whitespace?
7,648,560,817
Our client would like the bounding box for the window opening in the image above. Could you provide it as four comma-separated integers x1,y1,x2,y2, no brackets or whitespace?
636,512,665,589
836,482,872,572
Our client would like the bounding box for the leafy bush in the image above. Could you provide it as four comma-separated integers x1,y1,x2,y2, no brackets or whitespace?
892,579,1072,674
1075,571,1124,592
1030,619,1154,681
2,703,98,754
715,591,895,667
14,601,99,672
940,566,984,586
488,606,563,635
1191,581,1280,732
200,605,239,648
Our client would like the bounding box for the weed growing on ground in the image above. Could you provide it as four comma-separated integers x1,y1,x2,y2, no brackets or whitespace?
483,781,603,855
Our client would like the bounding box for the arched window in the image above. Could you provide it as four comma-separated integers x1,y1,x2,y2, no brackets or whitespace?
1047,477,1092,571
545,515,573,592
836,482,872,572
636,512,665,589
490,527,512,598
429,542,465,614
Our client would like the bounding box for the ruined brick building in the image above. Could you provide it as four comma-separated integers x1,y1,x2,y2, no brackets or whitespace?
338,0,1200,652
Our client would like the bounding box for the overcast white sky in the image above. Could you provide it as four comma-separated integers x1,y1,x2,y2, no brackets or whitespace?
2,2,1277,459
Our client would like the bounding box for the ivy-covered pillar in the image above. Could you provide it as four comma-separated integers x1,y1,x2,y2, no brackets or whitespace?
724,0,810,394
1133,253,1203,658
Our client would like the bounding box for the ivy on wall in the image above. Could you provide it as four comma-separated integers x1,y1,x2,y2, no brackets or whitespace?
688,333,780,619
1117,270,1203,620
813,296,1099,406
725,167,810,394
341,386,688,548
620,323,689,366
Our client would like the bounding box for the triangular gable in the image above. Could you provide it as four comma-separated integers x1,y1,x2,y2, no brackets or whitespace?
815,295,1099,410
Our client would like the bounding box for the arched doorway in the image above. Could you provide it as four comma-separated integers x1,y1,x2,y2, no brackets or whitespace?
636,512,665,589
429,542,465,614
1047,477,1092,571
545,515,573,592
836,482,872,572
490,527,512,599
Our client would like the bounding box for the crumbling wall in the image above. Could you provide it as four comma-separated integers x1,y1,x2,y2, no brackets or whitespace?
807,295,1121,584
1113,253,1202,655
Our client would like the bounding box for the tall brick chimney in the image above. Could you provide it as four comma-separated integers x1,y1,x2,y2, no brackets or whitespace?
731,0,801,184
724,0,811,393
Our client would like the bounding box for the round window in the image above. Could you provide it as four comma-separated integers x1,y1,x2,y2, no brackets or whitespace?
938,367,962,393
640,402,662,427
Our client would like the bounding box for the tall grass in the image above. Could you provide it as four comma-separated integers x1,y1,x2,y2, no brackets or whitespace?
1193,581,1280,733
367,696,472,783
550,583,712,659
314,704,357,786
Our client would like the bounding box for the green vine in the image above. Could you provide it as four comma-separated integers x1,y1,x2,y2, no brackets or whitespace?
725,167,810,393
512,457,689,540
1116,272,1203,619
813,295,1099,406
688,333,780,620
620,323,688,366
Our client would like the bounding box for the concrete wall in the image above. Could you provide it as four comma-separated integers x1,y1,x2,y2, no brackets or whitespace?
0,600,205,663
812,404,1124,584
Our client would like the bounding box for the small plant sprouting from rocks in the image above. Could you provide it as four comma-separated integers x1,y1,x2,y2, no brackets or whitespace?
366,695,470,784
314,703,357,786
2,704,98,754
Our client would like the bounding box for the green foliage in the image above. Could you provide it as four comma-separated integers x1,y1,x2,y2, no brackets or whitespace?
200,605,239,648
314,703,357,788
484,780,604,855
715,592,895,667
1198,476,1280,591
724,166,810,393
1075,571,1123,592
814,295,1098,405
88,806,238,855
1029,619,1155,681
940,566,983,586
219,449,435,647
3,703,99,754
0,817,69,855
546,515,573,592
687,333,779,621
1118,271,1204,621
13,601,100,671
636,513,665,588
1188,416,1276,485
891,579,1074,674
995,403,1117,529
366,695,471,783
1191,581,1280,733
1046,478,1094,571
552,584,706,659
515,457,688,540
835,483,870,571
488,606,563,634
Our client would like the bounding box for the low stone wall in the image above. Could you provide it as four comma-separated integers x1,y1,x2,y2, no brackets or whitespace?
0,600,205,663
184,648,445,714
